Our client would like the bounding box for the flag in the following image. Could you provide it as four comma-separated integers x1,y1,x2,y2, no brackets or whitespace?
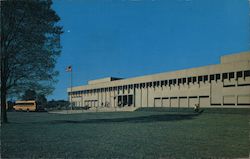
66,65,72,72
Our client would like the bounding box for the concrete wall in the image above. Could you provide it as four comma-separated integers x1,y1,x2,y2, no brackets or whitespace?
69,52,250,108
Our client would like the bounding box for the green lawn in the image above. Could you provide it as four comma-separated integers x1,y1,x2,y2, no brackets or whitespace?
1,108,250,158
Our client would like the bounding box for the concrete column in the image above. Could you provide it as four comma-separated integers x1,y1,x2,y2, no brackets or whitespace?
140,86,142,107
146,86,149,107
109,89,111,107
133,85,136,107
97,90,99,107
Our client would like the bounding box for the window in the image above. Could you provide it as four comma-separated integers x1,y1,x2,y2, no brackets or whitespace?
210,75,215,81
183,78,187,84
153,81,156,87
193,77,197,83
169,80,173,85
222,73,228,80
237,71,243,78
164,80,168,86
156,81,160,86
146,82,152,87
198,76,203,82
188,77,192,83
149,82,152,87
216,74,220,80
173,79,176,85
244,70,250,77
204,75,208,82
161,81,164,87
134,84,139,88
178,78,182,85
128,95,133,106
229,72,234,79
139,83,142,88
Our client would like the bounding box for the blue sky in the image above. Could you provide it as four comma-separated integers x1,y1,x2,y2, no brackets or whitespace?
49,0,249,100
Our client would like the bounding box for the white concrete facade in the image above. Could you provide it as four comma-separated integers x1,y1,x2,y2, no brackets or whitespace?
68,52,250,108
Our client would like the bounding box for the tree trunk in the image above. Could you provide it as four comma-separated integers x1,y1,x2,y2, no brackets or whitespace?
1,56,8,124
1,83,8,124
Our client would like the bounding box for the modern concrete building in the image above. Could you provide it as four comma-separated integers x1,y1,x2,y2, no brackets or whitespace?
68,52,250,109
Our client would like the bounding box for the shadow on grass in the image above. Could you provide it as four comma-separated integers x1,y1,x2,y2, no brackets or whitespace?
32,112,202,125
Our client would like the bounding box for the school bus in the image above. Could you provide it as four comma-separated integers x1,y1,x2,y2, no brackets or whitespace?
13,100,37,112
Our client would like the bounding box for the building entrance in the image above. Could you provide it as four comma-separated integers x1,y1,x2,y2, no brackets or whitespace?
118,95,133,107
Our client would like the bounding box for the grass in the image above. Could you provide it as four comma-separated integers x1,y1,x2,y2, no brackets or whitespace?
1,108,250,158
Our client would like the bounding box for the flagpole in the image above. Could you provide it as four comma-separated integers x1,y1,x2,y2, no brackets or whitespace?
66,65,73,113
70,68,73,111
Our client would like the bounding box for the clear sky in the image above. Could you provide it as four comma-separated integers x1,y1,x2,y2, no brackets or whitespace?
49,0,250,100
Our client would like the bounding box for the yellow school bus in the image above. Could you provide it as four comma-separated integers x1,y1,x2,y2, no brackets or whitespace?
13,100,37,112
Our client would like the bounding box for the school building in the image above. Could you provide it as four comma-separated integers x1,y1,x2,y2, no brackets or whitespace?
68,52,250,109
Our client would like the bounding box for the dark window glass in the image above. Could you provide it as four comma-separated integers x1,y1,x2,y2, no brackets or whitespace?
164,80,168,86
173,79,176,84
177,79,181,85
216,74,220,80
210,75,215,81
222,73,228,80
229,72,234,79
188,77,192,83
183,78,186,84
169,80,173,85
204,75,208,81
147,82,152,87
198,76,202,82
161,81,164,86
244,70,250,77
193,77,197,83
140,83,143,88
237,71,242,78
153,81,156,86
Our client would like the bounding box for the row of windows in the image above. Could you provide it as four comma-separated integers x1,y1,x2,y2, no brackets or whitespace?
69,70,250,96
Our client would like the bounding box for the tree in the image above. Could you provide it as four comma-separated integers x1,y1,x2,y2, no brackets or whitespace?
22,89,37,101
36,94,47,110
1,0,63,123
21,89,47,110
46,100,69,110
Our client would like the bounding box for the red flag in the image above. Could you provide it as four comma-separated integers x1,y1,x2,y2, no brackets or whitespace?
66,66,72,72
